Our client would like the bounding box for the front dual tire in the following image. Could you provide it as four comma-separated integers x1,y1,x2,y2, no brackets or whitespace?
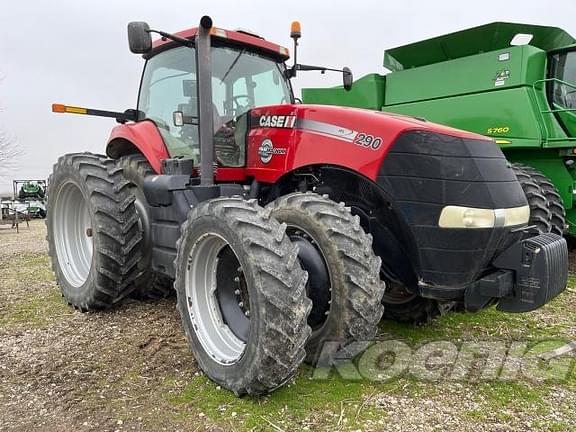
175,193,387,394
174,197,312,396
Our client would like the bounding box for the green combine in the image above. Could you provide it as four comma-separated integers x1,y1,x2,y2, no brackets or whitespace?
303,22,576,236
13,180,47,218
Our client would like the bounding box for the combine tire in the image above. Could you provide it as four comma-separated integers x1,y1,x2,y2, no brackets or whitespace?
512,164,552,234
46,153,142,310
174,197,311,396
267,192,385,365
513,163,566,236
117,154,174,299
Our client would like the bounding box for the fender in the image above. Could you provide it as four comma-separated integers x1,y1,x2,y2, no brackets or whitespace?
106,120,169,173
245,104,487,183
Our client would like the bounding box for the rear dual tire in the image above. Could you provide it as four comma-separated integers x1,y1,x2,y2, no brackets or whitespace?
46,153,142,310
117,154,174,299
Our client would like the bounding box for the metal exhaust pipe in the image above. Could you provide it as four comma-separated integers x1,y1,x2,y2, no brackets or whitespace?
196,15,214,186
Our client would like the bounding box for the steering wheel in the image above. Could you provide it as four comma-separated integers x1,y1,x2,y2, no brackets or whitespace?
232,95,254,112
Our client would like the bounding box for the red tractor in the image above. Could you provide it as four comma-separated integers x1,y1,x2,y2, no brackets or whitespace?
47,16,568,395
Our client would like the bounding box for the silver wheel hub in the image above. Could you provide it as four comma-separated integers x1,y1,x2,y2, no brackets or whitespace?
185,233,246,365
53,181,93,288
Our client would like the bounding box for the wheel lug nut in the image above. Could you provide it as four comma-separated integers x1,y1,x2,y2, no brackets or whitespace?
238,302,244,308
234,276,240,283
237,266,242,272
245,310,250,317
86,228,93,237
234,289,241,295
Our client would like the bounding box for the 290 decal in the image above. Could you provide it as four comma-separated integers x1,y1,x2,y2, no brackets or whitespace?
354,133,383,150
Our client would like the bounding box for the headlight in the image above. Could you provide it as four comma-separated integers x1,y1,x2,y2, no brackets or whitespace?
439,205,530,229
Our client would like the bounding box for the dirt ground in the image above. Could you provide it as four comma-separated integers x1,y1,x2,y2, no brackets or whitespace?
1,221,576,432
0,221,199,431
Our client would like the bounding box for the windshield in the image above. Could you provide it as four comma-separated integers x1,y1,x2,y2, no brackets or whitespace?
549,50,576,109
137,44,292,165
211,46,292,121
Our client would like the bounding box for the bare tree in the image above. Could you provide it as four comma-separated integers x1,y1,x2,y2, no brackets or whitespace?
0,132,22,175
0,75,22,176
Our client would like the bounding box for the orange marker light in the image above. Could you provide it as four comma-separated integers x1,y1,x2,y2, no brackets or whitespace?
52,103,66,113
290,21,301,39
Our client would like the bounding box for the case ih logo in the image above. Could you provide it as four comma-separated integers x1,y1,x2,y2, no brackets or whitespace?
258,115,296,128
258,139,287,164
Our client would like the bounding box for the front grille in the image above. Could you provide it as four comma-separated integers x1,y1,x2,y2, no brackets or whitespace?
377,130,527,288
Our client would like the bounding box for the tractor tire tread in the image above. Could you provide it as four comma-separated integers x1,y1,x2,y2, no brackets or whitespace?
175,197,312,396
117,154,175,300
46,152,142,310
268,192,385,364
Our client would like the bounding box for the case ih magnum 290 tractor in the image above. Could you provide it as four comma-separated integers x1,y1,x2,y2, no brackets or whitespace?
48,16,568,395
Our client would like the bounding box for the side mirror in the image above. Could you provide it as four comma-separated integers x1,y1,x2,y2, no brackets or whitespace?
128,22,152,54
343,67,353,91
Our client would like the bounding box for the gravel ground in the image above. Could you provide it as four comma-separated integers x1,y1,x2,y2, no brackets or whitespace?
1,221,575,432
0,222,198,431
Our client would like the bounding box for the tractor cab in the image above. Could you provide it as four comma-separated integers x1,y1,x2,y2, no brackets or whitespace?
137,30,294,168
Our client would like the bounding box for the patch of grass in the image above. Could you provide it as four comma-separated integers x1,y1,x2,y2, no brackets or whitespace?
168,363,446,431
8,252,55,284
478,381,545,408
381,306,562,346
474,381,551,422
170,367,368,430
0,251,66,328
0,288,71,328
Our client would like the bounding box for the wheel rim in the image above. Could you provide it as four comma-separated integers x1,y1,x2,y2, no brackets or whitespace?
287,226,332,333
53,181,93,288
185,233,248,365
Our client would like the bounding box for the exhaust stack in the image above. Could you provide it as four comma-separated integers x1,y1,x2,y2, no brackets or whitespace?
196,15,215,186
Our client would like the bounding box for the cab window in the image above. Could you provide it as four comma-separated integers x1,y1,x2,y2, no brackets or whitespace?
550,50,576,109
138,46,200,161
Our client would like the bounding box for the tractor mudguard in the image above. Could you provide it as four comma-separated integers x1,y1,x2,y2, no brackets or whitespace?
106,120,169,174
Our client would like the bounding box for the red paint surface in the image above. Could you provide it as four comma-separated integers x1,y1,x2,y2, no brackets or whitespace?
107,120,169,174
107,104,490,182
151,27,289,60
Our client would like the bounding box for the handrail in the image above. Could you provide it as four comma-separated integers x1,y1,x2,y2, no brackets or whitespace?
532,78,576,142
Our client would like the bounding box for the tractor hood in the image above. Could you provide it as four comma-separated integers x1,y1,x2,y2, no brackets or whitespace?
245,103,485,183
245,103,528,290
